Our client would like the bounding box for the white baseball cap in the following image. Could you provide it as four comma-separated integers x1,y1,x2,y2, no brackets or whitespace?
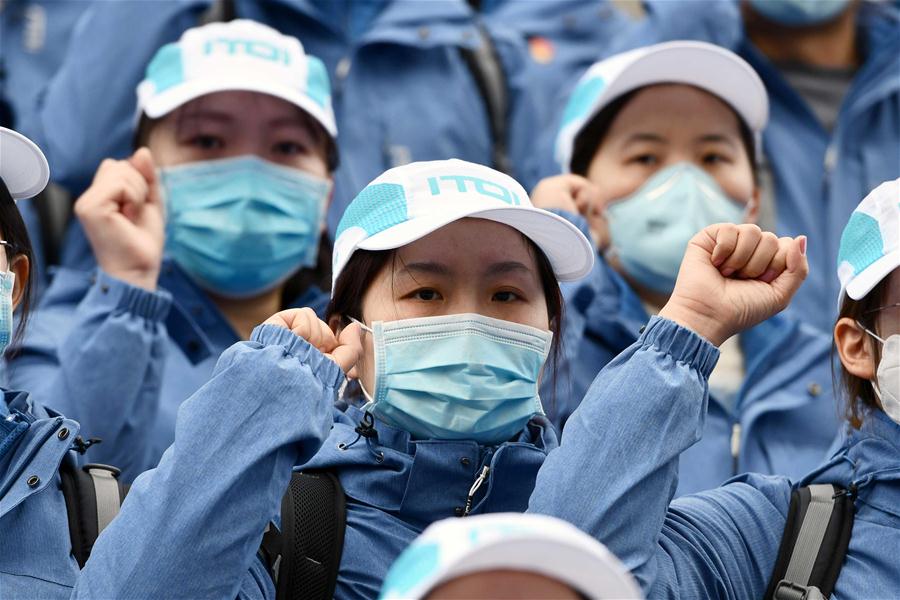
379,512,642,600
0,127,50,199
331,159,595,288
837,178,900,302
555,41,768,172
136,20,336,138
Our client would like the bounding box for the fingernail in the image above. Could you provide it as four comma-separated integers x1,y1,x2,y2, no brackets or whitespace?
799,236,807,256
721,267,735,277
760,268,777,283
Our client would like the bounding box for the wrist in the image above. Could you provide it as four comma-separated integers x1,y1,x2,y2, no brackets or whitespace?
100,264,160,292
658,302,730,347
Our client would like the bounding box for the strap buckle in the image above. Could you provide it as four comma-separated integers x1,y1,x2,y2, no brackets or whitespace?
83,463,121,478
774,580,826,600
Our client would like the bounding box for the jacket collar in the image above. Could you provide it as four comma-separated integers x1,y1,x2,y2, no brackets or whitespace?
806,411,900,519
303,404,557,530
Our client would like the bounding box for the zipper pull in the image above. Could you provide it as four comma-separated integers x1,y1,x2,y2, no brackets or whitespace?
730,423,742,475
463,466,490,517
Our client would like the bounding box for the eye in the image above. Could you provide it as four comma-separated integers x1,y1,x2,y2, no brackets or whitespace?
409,288,442,301
702,152,731,166
273,141,308,156
629,153,658,166
492,290,521,303
189,134,224,150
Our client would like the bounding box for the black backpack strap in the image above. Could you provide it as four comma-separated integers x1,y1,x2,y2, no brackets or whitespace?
459,23,512,175
198,0,236,24
765,484,855,600
260,471,347,600
59,461,129,568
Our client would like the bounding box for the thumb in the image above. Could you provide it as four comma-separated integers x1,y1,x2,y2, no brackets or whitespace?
129,147,157,188
769,236,808,308
327,322,363,374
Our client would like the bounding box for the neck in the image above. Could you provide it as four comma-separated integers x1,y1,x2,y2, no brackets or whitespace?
210,286,283,340
606,253,671,311
744,3,861,69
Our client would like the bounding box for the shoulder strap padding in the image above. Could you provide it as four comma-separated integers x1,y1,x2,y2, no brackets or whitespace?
60,461,128,568
274,470,347,600
766,484,855,600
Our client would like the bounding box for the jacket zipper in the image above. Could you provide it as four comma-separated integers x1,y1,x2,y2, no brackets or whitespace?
463,465,490,517
731,422,742,476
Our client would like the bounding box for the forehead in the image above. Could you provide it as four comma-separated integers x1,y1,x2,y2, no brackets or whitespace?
172,91,309,125
608,83,743,138
395,218,538,271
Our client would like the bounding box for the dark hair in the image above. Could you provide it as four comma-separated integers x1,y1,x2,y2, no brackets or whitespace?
326,236,566,415
835,279,888,429
569,87,759,182
0,180,35,352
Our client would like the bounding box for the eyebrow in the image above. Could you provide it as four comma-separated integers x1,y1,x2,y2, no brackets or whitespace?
696,133,739,148
622,132,667,146
484,261,532,277
399,262,453,277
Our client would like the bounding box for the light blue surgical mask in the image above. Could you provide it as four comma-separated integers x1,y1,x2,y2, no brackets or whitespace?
749,0,850,26
0,270,14,356
605,163,748,295
160,155,331,298
351,313,552,444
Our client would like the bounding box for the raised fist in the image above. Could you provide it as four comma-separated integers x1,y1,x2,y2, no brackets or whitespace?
75,148,165,291
264,307,362,374
658,223,808,346
531,174,607,250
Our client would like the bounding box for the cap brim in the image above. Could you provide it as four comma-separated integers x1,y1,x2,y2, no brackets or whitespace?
140,77,337,137
560,42,767,172
845,252,900,301
357,203,595,282
0,128,50,199
427,537,641,598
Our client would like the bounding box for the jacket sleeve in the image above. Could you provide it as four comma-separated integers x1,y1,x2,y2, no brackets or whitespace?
529,316,792,597
71,323,344,600
15,0,209,193
9,270,172,479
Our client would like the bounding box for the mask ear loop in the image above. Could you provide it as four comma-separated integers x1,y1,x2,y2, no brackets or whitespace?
855,320,886,402
338,317,384,462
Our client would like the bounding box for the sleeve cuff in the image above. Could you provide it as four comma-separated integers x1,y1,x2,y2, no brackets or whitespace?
639,316,720,379
250,324,345,388
88,269,172,321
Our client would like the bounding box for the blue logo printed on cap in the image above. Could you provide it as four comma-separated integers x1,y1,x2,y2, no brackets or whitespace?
306,56,330,108
560,75,605,128
427,175,521,206
381,542,440,596
203,38,291,65
837,211,884,274
336,183,408,238
146,44,185,94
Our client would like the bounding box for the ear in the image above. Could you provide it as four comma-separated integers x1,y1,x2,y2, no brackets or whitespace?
744,187,761,224
834,316,877,381
9,254,29,311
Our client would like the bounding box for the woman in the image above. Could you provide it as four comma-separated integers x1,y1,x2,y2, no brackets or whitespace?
7,20,339,480
530,179,898,597
1,126,328,598
531,41,837,495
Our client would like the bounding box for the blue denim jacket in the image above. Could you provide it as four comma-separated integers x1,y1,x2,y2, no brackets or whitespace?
3,322,560,598
7,260,329,482
531,316,900,598
1,324,344,598
551,211,840,496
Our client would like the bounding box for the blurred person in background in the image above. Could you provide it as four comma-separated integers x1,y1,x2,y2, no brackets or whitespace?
14,0,541,282
531,41,837,496
7,21,339,481
598,0,900,334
